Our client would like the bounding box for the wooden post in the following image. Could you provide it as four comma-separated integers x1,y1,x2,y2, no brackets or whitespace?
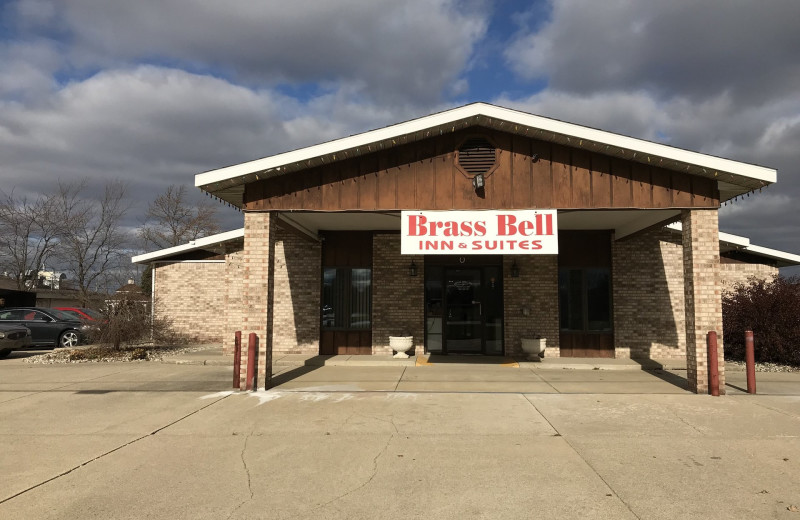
233,331,242,389
745,330,756,394
246,333,257,391
707,331,720,396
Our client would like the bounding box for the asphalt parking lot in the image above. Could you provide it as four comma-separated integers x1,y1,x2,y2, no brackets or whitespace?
1,355,799,519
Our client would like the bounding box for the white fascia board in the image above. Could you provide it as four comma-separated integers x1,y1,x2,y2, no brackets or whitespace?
195,102,776,189
131,228,244,264
666,222,800,265
666,222,751,247
745,244,800,266
718,231,751,248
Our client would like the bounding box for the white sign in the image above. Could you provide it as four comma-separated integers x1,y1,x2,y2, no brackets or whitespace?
401,210,558,255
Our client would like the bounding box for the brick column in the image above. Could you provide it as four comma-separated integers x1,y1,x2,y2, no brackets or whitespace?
682,209,725,394
241,211,276,390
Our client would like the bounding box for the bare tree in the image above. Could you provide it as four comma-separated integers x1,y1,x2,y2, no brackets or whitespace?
56,181,131,306
0,190,65,290
138,185,220,250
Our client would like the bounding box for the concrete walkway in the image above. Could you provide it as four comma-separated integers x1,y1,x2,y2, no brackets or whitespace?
162,347,799,396
1,359,799,519
164,347,688,369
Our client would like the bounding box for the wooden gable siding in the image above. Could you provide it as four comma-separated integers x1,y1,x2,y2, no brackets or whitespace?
243,127,720,211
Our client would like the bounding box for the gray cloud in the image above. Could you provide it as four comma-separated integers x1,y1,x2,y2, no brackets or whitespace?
14,0,487,105
0,66,434,233
506,0,800,106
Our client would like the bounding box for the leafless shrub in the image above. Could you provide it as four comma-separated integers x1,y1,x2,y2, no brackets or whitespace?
88,293,187,349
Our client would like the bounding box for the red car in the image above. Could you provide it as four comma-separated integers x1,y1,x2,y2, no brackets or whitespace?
55,307,105,322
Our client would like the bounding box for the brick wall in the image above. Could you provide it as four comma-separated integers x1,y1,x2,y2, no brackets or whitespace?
503,255,560,357
720,261,778,293
222,240,244,355
372,234,425,356
612,229,686,360
272,227,321,355
682,209,724,394
152,260,226,342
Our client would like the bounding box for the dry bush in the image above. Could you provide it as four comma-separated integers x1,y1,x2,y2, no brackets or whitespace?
88,294,187,349
723,275,800,367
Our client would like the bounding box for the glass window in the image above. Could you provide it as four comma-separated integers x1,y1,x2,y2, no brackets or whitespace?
322,267,372,330
559,268,611,332
586,269,611,331
425,265,443,353
559,269,584,331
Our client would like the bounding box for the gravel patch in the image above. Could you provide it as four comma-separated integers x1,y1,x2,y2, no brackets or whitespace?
726,360,799,373
23,344,216,364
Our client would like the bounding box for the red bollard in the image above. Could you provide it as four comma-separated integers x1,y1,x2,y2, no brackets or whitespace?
245,333,257,391
707,331,720,396
745,330,756,394
233,331,242,390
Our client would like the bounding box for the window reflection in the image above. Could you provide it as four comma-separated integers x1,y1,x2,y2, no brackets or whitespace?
322,267,372,330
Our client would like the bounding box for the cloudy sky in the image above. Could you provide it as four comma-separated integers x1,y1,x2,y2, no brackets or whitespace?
2,0,799,271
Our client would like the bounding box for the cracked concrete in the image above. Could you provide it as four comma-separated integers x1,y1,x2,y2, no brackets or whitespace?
2,361,800,519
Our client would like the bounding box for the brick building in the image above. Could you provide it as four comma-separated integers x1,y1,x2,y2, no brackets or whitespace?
133,103,800,393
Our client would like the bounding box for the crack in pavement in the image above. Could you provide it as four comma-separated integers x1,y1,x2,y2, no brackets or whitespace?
751,399,800,421
655,400,705,435
226,429,255,520
284,433,394,519
523,395,643,520
0,393,232,506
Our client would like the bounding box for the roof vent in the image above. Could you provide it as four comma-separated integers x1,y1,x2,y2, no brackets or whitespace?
457,137,496,175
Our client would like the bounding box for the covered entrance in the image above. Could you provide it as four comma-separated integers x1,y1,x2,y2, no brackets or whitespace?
424,256,503,355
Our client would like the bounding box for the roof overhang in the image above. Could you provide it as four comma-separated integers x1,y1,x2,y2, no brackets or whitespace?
131,228,244,264
132,210,800,268
195,102,777,208
666,223,800,267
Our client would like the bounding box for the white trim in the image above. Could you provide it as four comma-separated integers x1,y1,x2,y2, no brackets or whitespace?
131,228,244,264
196,102,776,192
667,222,800,266
744,244,800,265
150,260,226,264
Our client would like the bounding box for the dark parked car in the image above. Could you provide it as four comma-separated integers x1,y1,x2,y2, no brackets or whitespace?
0,323,32,358
0,308,89,348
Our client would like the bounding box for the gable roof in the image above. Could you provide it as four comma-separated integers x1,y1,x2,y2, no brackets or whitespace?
666,223,800,267
196,102,776,208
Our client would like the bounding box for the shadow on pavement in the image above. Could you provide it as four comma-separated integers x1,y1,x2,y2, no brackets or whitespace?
269,362,325,387
644,370,689,391
423,354,516,365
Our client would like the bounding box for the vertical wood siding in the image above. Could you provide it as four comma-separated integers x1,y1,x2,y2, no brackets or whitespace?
244,127,720,211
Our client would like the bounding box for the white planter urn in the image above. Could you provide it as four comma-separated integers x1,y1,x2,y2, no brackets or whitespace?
389,336,414,358
521,337,546,360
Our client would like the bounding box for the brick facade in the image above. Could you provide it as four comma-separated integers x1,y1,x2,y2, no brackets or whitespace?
152,260,226,342
372,234,425,356
222,240,244,355
156,220,777,377
720,261,778,293
682,209,724,394
612,229,686,360
503,255,560,357
272,227,321,355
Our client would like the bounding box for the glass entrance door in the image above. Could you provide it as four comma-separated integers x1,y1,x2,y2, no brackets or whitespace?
444,268,483,353
424,260,503,356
